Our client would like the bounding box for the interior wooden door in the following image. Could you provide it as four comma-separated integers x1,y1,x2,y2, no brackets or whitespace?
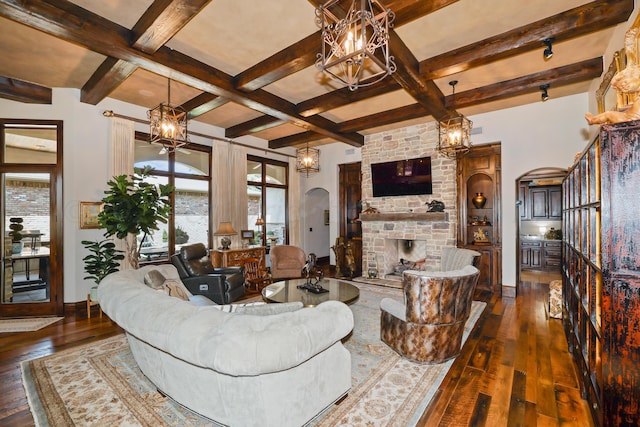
338,162,362,277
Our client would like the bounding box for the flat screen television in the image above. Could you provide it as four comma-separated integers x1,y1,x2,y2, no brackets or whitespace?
371,156,432,197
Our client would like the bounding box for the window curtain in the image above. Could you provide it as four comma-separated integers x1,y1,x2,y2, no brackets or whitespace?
108,117,135,269
288,157,301,246
212,142,247,249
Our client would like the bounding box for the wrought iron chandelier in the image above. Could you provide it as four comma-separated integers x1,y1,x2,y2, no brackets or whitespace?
437,80,472,159
296,142,320,177
147,78,188,152
315,0,396,91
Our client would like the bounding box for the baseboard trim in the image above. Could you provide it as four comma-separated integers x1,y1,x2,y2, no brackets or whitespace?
502,285,516,298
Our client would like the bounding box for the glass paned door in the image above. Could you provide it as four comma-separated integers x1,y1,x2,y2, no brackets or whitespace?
1,172,59,314
1,119,62,317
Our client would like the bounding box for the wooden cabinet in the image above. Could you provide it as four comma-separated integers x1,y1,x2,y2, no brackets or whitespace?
518,183,530,220
457,143,501,293
530,185,562,220
542,240,561,270
211,246,266,270
521,240,541,269
563,120,640,427
521,239,560,271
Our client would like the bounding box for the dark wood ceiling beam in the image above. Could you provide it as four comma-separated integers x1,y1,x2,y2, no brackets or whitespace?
449,57,603,109
131,0,213,53
335,58,604,134
419,0,633,80
237,0,458,93
269,131,326,150
297,78,402,117
337,103,429,133
0,0,363,146
234,32,319,92
388,0,458,26
0,76,52,104
181,92,229,119
81,0,212,105
226,116,286,139
81,57,138,104
387,30,450,121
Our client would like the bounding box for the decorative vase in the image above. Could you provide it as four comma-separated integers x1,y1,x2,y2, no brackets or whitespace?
472,192,487,209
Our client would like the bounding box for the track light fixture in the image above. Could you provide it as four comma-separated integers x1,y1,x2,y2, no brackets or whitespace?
540,84,550,102
543,37,554,60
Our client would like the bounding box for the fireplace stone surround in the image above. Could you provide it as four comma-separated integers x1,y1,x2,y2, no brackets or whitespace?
359,122,458,278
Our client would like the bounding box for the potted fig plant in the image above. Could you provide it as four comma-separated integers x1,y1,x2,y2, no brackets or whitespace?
81,239,125,284
97,166,173,269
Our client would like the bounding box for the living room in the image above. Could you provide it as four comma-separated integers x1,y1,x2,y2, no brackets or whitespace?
1,1,639,426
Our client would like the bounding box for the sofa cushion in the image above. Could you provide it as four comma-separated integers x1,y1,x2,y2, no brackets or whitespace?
143,269,166,289
160,278,191,301
143,269,191,300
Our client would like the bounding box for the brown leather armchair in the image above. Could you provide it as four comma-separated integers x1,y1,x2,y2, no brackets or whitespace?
170,243,245,304
380,265,480,363
269,245,306,280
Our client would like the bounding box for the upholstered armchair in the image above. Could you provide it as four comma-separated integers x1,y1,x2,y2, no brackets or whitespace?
380,265,480,363
170,243,245,304
270,245,306,280
426,246,481,272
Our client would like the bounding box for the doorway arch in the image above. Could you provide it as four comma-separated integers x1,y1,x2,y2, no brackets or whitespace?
303,187,330,261
515,167,567,287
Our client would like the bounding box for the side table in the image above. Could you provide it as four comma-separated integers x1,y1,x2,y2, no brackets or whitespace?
210,246,266,271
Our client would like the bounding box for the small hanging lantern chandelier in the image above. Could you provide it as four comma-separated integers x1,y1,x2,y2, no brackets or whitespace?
437,80,472,159
296,142,320,177
148,78,188,152
315,0,396,91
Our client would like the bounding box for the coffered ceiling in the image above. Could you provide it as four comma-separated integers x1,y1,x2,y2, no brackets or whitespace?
0,0,633,149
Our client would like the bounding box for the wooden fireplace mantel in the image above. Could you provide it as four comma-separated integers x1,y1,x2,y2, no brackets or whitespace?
358,212,447,222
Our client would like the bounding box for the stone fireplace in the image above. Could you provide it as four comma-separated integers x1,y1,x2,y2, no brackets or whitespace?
359,122,458,277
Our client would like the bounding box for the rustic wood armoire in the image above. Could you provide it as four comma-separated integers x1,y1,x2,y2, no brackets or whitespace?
562,120,640,426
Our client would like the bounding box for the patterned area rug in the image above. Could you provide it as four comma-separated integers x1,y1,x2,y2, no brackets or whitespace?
21,283,485,426
0,317,63,333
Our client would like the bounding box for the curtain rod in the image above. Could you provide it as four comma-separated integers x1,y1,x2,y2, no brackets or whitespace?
102,110,296,159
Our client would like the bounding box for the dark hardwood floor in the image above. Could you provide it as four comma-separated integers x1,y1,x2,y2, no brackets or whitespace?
0,274,593,426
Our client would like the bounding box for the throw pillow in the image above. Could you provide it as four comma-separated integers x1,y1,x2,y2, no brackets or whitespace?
143,269,166,289
160,278,191,301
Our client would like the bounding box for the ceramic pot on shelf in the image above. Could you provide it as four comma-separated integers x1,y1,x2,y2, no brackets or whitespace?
472,192,487,209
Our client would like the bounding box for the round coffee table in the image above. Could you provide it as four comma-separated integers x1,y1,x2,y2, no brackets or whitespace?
262,278,359,307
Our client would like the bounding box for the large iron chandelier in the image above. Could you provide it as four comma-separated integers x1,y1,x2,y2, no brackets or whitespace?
315,0,396,91
148,79,188,152
296,142,320,177
437,80,472,159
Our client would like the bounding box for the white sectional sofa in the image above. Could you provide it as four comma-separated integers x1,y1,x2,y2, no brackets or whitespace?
98,264,354,427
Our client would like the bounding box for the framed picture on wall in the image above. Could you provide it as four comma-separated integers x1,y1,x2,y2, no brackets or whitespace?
241,230,255,240
79,202,103,229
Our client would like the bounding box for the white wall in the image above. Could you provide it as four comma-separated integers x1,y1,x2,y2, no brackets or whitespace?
470,93,591,288
299,144,361,264
303,187,330,258
0,88,287,303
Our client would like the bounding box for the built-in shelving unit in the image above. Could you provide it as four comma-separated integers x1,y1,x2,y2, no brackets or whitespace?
457,143,502,294
562,120,640,427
